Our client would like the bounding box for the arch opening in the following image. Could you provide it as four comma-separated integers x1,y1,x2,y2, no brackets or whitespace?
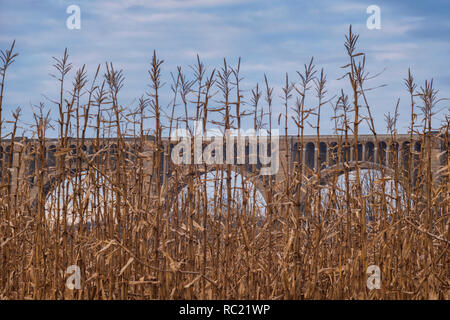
365,141,375,162
306,142,315,169
318,168,408,225
44,171,115,227
172,169,267,228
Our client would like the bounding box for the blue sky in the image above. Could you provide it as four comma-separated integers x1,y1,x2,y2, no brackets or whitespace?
0,0,449,137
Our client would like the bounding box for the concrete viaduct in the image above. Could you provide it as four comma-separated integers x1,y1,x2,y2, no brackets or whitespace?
0,133,447,203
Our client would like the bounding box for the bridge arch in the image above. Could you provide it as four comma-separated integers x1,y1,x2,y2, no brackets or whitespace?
298,161,409,224
41,168,117,227
318,160,398,186
164,164,267,205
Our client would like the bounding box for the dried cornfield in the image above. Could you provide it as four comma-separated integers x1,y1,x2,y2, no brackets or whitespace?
0,27,448,300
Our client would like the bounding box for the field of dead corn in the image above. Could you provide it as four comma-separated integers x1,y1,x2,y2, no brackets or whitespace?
0,27,448,299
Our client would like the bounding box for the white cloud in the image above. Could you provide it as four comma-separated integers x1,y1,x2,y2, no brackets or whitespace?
328,1,367,13
368,42,420,62
89,0,255,12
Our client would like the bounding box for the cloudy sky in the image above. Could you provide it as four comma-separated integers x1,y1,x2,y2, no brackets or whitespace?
0,0,449,136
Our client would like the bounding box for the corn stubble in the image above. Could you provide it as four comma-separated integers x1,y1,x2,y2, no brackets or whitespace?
0,27,448,300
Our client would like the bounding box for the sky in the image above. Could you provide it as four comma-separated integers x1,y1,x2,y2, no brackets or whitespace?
0,0,449,137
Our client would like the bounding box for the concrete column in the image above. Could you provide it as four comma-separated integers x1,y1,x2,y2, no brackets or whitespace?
374,146,378,163
362,144,366,162
315,147,319,169
387,143,391,164
326,143,330,165
302,147,306,166
10,150,21,195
